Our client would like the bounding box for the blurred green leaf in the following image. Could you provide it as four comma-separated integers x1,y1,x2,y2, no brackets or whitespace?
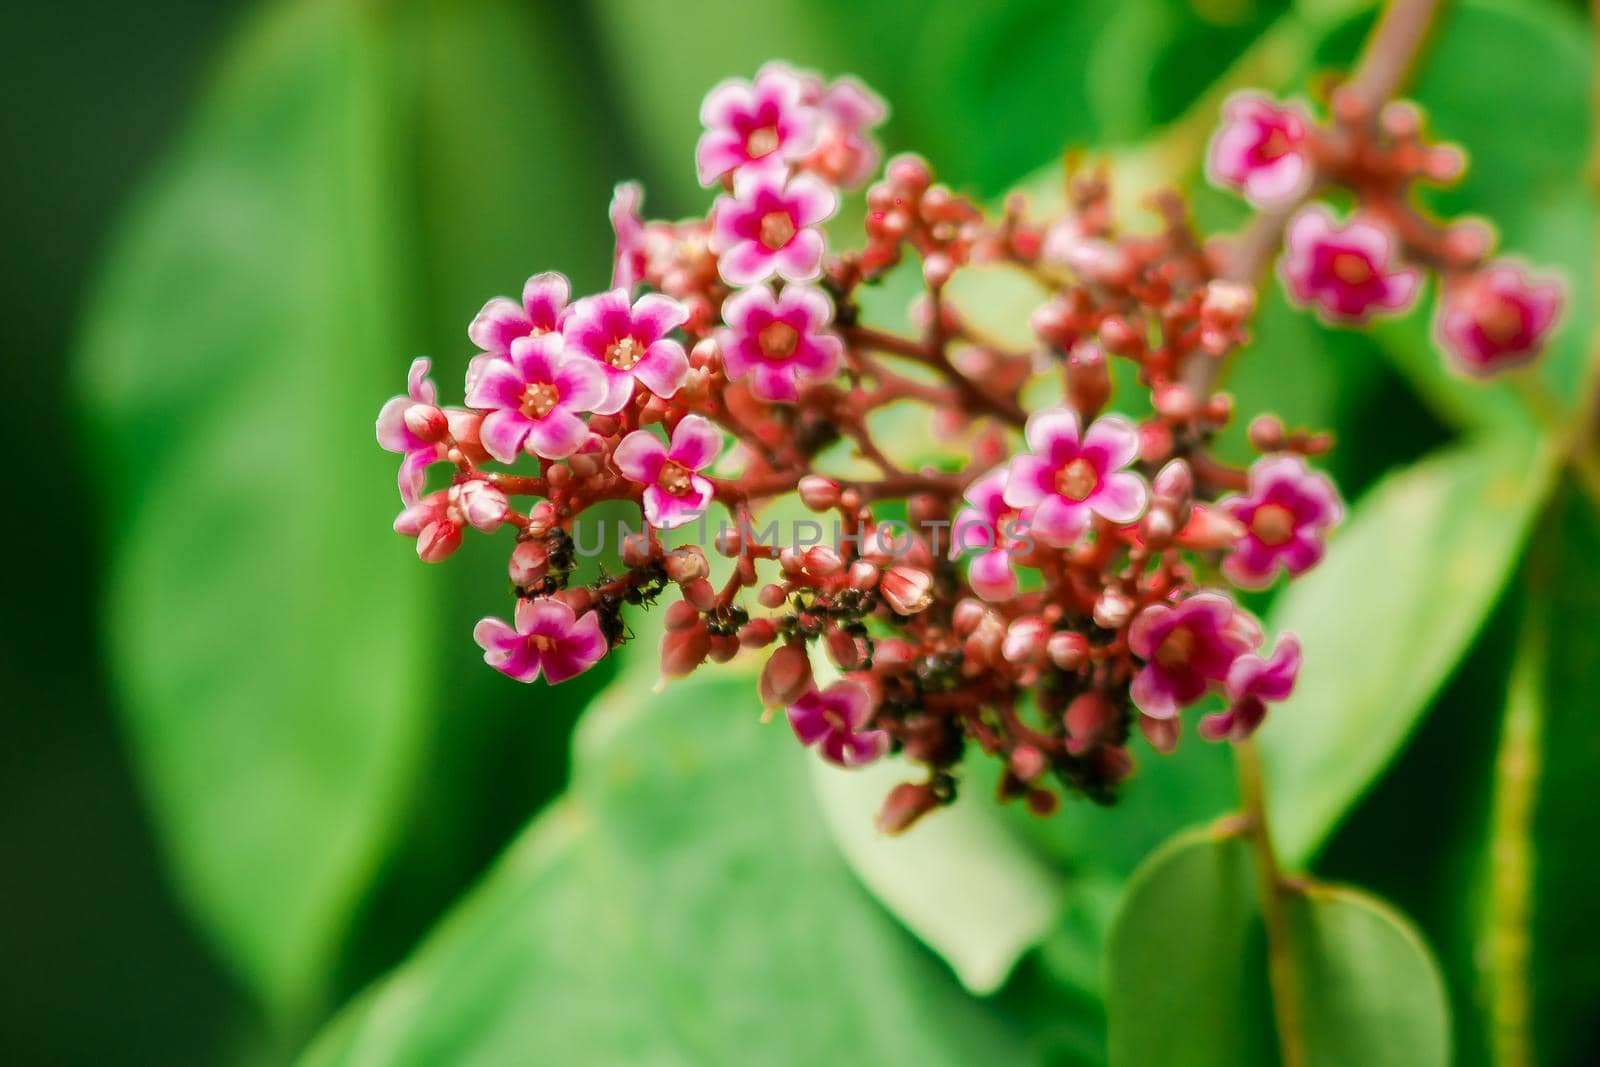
1105,828,1451,1067
1257,432,1557,866
300,672,1045,1067
75,0,434,1020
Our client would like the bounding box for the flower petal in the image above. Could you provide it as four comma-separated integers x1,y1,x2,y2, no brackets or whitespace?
478,409,531,464
612,429,667,484
668,415,724,471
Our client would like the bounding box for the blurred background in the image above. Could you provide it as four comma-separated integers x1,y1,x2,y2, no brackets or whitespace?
2,0,1593,1064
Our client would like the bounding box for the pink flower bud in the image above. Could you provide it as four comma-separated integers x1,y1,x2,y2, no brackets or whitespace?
682,578,718,612
417,520,462,563
760,641,814,708
826,628,866,671
404,403,449,443
848,560,880,590
880,566,933,616
1010,745,1047,782
508,539,549,587
951,598,988,637
758,583,788,609
660,624,711,678
1002,616,1049,665
458,480,509,532
873,638,915,673
738,618,779,648
1064,691,1114,754
664,547,710,584
1093,588,1134,630
1174,505,1246,550
664,598,701,633
876,781,941,835
1047,631,1090,671
798,475,842,511
525,501,557,538
805,545,844,577
1066,342,1110,418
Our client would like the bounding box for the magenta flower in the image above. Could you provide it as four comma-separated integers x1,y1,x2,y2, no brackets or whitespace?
465,333,607,462
787,679,890,767
473,596,608,684
1129,593,1262,720
711,164,837,286
1004,407,1149,547
1206,93,1311,208
1221,455,1343,589
716,283,843,401
696,63,817,187
1201,635,1302,742
613,414,723,529
1281,207,1420,323
799,73,887,189
951,467,1027,602
376,357,444,504
562,288,690,414
610,181,648,291
1437,261,1564,378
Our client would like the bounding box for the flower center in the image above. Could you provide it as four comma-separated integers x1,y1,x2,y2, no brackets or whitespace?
1258,127,1291,161
1055,457,1099,502
757,320,800,359
1250,503,1296,546
520,382,560,419
745,125,780,158
532,633,557,652
822,706,849,733
759,210,797,250
658,459,694,496
1330,251,1373,286
606,336,645,370
1478,295,1524,346
1154,627,1196,669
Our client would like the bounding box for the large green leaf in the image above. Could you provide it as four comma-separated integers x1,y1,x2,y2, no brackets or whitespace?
1105,829,1450,1067
1257,432,1556,865
299,672,1045,1067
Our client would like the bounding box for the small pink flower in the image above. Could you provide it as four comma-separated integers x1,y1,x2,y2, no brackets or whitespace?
394,488,460,563
562,288,691,414
376,357,444,504
696,63,817,187
1004,407,1149,547
1129,593,1262,720
1281,207,1420,323
466,273,572,391
473,597,608,684
1206,93,1311,208
716,283,842,401
798,73,887,189
787,679,889,767
1436,261,1563,378
1221,455,1343,589
1201,635,1301,742
711,164,837,286
613,414,722,529
465,333,607,462
610,181,648,291
951,467,1027,602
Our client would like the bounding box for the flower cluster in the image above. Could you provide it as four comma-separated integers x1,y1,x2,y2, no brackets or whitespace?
1207,90,1563,376
374,62,1549,832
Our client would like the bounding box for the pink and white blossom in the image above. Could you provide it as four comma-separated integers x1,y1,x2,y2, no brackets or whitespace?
716,283,842,401
1206,93,1311,207
797,73,887,189
376,357,444,504
951,467,1028,602
1436,260,1563,378
787,680,890,767
465,333,607,462
613,414,723,529
1128,593,1262,720
466,273,572,392
1201,635,1302,742
473,597,608,684
1004,407,1149,546
711,164,837,286
696,63,818,187
1221,455,1343,589
562,288,691,414
1281,207,1420,323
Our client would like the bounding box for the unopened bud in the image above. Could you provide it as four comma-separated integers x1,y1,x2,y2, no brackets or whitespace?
1010,745,1047,783
1093,587,1135,630
681,577,718,612
1175,505,1246,550
805,545,844,577
738,618,778,648
1047,631,1090,671
664,546,709,584
1002,616,1049,665
417,520,462,563
848,560,880,590
1066,342,1111,417
525,501,557,538
881,566,933,616
663,598,701,632
660,624,712,678
759,641,813,707
1064,691,1115,753
876,781,942,835
404,403,449,443
798,475,842,512
458,480,508,534
826,628,866,671
508,539,549,587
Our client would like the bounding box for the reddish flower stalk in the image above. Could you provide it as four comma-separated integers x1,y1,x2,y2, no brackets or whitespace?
375,55,1559,832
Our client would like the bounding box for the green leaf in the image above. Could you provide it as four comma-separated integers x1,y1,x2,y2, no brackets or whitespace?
1257,432,1557,865
1105,829,1451,1067
300,673,1042,1067
74,0,433,1020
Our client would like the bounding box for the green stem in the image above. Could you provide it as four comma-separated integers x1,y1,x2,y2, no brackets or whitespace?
1234,739,1308,1067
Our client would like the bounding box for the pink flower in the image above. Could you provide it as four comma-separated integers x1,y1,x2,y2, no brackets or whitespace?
562,288,690,414
951,467,1027,602
787,680,889,767
696,63,817,187
1281,207,1420,323
1201,635,1301,742
716,283,842,401
466,273,572,391
711,164,837,286
613,414,723,529
1436,261,1563,378
465,333,607,462
798,73,887,189
1129,593,1262,720
1221,455,1343,589
1206,93,1311,208
1004,407,1149,547
609,181,648,291
473,596,608,684
376,357,444,504
394,488,461,563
